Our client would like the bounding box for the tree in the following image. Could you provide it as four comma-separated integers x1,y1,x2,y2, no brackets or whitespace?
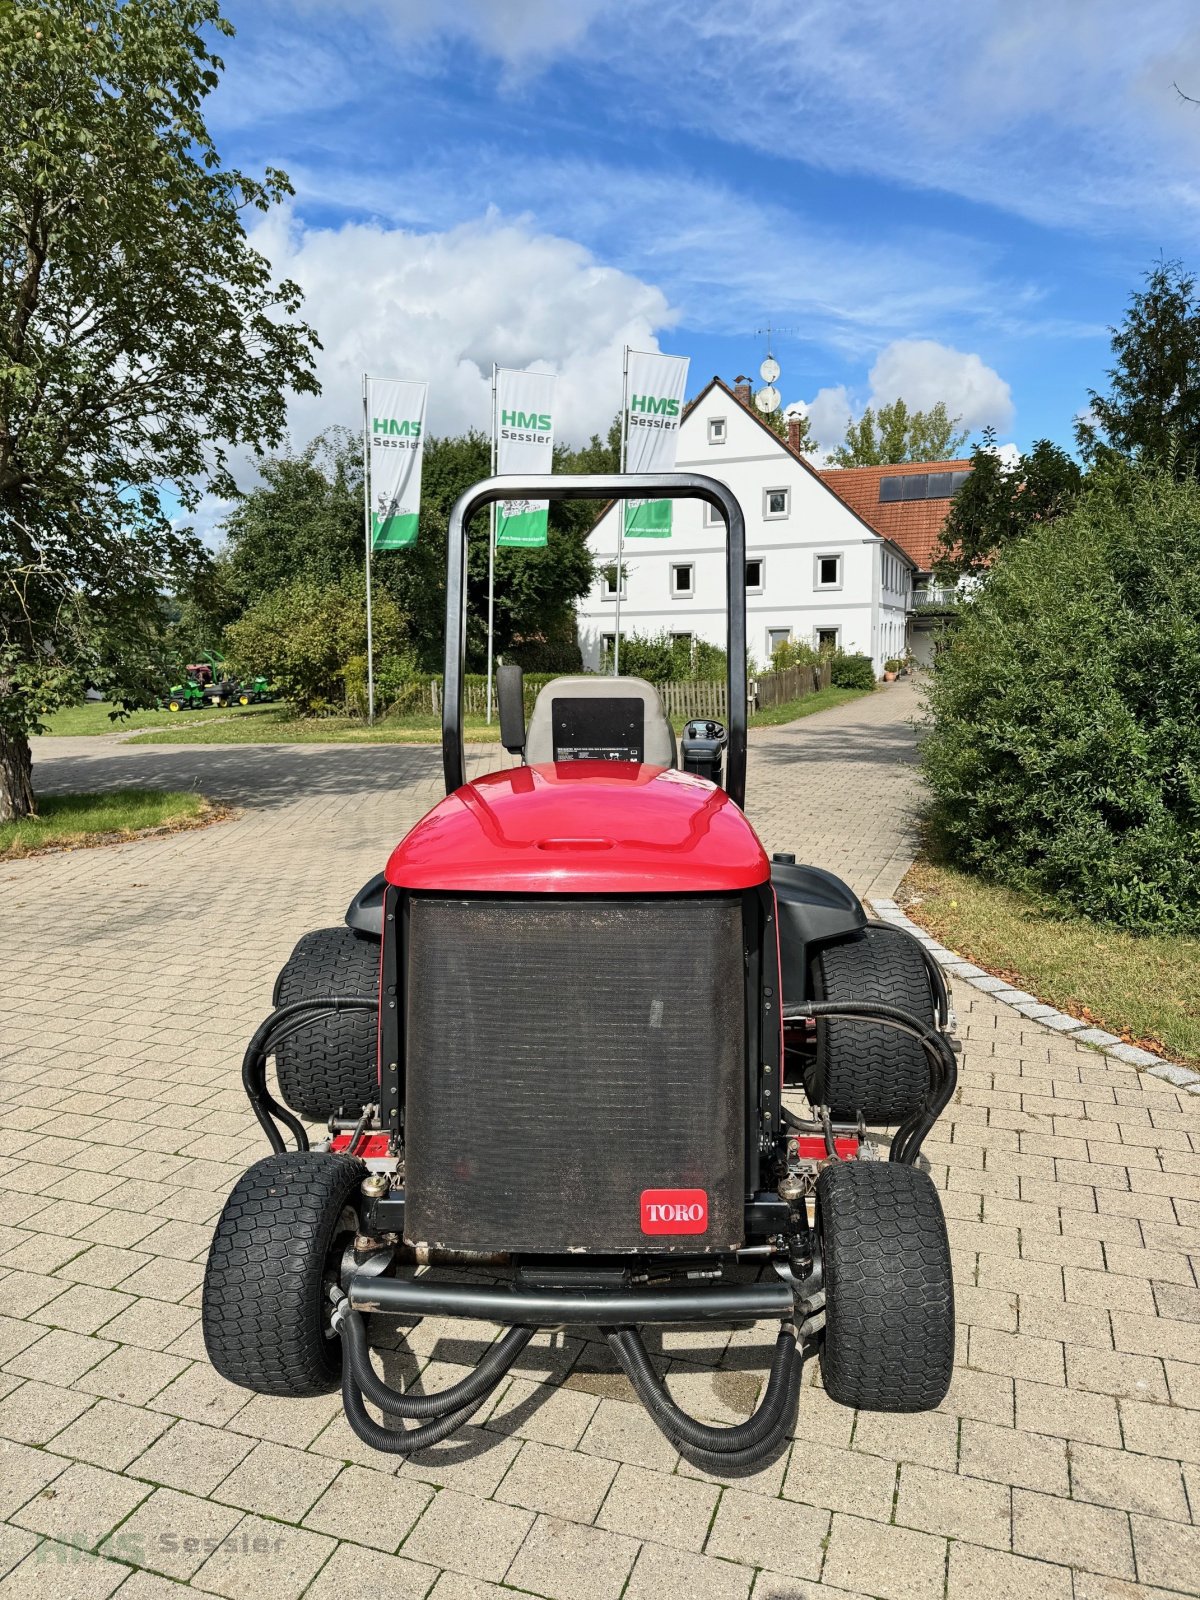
224,575,404,715
0,0,318,817
1078,259,1200,475
831,399,968,467
933,429,1082,582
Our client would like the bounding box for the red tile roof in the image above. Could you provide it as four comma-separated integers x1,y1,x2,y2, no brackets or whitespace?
818,460,973,573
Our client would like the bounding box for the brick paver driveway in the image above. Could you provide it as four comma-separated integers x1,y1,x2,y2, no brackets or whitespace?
1,681,1196,1600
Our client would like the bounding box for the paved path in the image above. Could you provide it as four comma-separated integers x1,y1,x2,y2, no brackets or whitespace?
0,682,1196,1600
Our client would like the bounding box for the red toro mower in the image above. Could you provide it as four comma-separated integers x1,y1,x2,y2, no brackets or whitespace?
202,473,957,1473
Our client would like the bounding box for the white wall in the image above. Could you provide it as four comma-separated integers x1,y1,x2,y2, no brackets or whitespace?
577,387,914,674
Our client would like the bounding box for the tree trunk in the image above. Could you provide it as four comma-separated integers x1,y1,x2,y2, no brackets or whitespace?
0,727,35,821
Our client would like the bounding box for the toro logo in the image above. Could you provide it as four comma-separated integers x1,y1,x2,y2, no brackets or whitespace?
640,1188,708,1235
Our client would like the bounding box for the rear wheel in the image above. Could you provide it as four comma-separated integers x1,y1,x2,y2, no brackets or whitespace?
168,700,181,712
806,925,933,1123
818,1160,954,1411
273,926,379,1120
203,1151,364,1396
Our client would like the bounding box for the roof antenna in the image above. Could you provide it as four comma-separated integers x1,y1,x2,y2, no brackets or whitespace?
752,320,795,416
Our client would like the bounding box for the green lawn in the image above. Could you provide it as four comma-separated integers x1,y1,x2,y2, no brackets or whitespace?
901,860,1200,1067
0,789,224,860
125,684,874,746
40,700,264,736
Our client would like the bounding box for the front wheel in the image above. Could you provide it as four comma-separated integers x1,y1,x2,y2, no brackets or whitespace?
202,1151,365,1396
273,926,380,1120
818,1161,954,1412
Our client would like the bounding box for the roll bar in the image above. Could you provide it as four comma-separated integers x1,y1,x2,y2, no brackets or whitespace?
442,473,748,807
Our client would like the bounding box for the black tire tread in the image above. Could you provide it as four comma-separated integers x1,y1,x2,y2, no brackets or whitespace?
807,925,932,1123
818,1160,954,1412
202,1151,365,1396
273,926,379,1120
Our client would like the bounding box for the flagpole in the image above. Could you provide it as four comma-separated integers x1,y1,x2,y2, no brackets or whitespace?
613,345,629,677
485,363,498,724
361,373,375,725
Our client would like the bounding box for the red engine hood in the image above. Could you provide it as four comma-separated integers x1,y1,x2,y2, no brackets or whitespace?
385,762,769,894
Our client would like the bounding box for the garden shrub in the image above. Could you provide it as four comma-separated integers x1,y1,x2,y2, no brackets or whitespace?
829,651,876,690
922,468,1200,933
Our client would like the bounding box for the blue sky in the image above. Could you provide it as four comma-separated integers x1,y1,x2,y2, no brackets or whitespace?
202,0,1200,473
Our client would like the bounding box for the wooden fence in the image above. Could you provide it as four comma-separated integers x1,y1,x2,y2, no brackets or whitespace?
422,661,834,722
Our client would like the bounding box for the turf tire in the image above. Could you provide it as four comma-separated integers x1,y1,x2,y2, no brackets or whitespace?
818,1160,954,1411
272,926,379,1120
202,1151,365,1396
806,925,933,1123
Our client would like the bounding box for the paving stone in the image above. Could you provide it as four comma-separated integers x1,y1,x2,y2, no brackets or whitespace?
503,1513,639,1600
0,1541,132,1600
494,1439,617,1522
577,1395,680,1471
705,1489,828,1579
0,1377,95,1444
1069,1440,1190,1519
1129,1513,1200,1591
300,1541,439,1600
946,1540,1072,1600
49,1398,173,1470
11,1459,151,1551
1118,1396,1200,1464
401,1489,534,1584
1065,1345,1169,1404
5,1327,116,1384
781,1438,897,1519
595,1460,719,1551
895,1462,1011,1548
303,1465,433,1552
190,1513,335,1600
211,1438,341,1522
99,1486,243,1579
1013,1379,1122,1446
126,1418,256,1495
624,1541,752,1600
73,1346,190,1406
958,1420,1068,1495
821,1513,947,1600
1012,1487,1135,1578
0,1524,40,1583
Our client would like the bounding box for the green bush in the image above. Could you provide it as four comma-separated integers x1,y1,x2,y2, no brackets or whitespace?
600,631,692,682
225,576,405,715
770,639,820,672
922,468,1200,933
829,651,876,690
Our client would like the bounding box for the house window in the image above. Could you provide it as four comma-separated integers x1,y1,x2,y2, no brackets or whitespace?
816,627,840,650
763,487,790,520
708,417,727,445
601,633,621,658
745,557,764,593
815,553,842,590
704,501,723,527
671,562,694,598
767,626,791,657
601,566,625,601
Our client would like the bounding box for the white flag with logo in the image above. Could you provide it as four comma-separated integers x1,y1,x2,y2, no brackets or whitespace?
624,350,689,537
366,377,426,549
495,368,556,547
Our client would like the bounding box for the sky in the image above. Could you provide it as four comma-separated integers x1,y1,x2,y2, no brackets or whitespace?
199,0,1200,496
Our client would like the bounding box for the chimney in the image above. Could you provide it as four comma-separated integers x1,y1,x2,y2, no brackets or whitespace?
787,414,805,455
733,374,751,406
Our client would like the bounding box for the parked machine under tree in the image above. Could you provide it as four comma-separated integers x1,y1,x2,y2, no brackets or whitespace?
201,473,957,1474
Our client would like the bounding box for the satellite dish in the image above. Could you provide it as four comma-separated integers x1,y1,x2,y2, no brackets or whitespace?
755,385,781,414
760,356,780,384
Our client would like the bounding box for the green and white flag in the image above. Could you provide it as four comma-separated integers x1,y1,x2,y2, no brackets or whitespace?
623,350,689,537
495,368,556,547
366,377,427,550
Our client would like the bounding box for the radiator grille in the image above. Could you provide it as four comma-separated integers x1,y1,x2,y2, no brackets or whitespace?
404,895,745,1253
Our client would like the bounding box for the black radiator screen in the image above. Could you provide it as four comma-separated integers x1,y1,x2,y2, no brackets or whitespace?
404,895,745,1253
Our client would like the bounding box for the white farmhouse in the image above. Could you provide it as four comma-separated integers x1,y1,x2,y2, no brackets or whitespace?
577,377,916,674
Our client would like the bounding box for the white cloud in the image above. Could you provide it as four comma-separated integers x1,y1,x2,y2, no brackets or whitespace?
244,208,676,455
787,388,853,457
291,0,606,66
866,340,1014,433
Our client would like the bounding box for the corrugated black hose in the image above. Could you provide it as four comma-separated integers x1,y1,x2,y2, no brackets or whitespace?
333,1301,535,1452
602,1323,801,1474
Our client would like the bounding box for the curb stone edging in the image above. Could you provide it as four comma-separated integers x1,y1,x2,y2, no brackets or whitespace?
868,896,1200,1096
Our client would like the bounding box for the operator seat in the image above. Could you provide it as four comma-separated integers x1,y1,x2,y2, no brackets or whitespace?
524,675,677,767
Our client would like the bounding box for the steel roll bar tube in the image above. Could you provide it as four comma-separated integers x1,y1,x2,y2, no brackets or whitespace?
346,1274,794,1325
441,473,749,808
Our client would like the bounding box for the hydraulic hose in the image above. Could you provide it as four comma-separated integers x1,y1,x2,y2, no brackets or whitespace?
602,1322,799,1473
782,999,957,1165
338,1301,534,1418
241,996,379,1153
